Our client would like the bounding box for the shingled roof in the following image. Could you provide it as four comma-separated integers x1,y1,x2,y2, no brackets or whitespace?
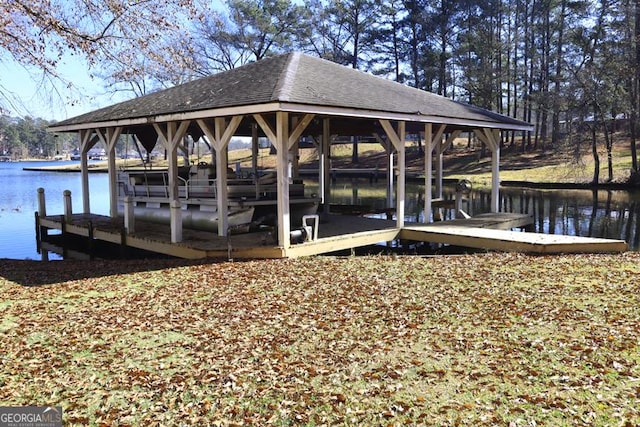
50,52,531,132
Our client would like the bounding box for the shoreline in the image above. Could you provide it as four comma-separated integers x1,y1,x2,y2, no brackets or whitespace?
21,163,640,190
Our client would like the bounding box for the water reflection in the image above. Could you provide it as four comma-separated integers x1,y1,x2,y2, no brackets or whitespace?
1,162,638,260
312,179,640,250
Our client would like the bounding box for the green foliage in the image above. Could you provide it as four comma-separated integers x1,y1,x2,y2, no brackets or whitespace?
0,115,75,158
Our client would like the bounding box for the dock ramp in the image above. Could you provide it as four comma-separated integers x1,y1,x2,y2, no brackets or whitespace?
401,213,627,254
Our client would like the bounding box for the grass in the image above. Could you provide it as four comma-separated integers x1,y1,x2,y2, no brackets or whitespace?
1,254,639,426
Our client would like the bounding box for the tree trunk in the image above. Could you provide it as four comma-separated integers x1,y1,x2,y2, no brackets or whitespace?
591,123,600,184
551,0,567,148
632,0,640,172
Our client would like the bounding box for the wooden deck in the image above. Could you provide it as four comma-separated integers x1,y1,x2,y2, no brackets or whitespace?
37,211,627,260
401,213,628,254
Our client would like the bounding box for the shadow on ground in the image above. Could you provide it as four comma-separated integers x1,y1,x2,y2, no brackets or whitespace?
0,258,227,287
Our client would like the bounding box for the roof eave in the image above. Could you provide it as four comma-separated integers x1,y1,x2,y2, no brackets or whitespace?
48,101,533,133
47,102,284,132
279,103,534,132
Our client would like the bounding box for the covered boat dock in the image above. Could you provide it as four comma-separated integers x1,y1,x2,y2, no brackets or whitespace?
45,53,627,258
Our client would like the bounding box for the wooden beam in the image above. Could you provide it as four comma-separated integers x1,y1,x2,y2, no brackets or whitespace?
288,113,315,150
95,127,123,218
253,114,277,144
78,130,95,214
442,130,462,152
379,120,406,228
151,121,190,242
275,111,291,250
396,122,406,228
429,124,447,202
197,116,244,236
424,124,433,223
379,119,402,151
475,128,501,212
428,124,447,154
286,229,401,258
321,118,331,212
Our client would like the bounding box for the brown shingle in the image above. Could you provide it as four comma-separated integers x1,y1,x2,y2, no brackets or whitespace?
52,52,530,130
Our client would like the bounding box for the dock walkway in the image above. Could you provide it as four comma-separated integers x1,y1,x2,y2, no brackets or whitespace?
402,213,627,254
37,212,627,260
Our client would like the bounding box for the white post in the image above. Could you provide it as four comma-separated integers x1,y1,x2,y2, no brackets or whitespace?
170,200,182,243
477,128,501,213
396,122,406,228
276,111,291,250
435,143,444,200
63,190,72,223
124,196,135,234
215,118,229,237
251,123,259,179
491,138,500,213
79,130,94,214
37,187,46,217
424,124,432,223
321,118,331,213
386,147,394,209
107,135,118,218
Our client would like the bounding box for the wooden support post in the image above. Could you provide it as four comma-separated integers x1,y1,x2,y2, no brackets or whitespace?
36,188,47,252
427,126,456,222
380,120,406,228
124,196,135,234
37,187,46,217
170,200,182,243
79,130,97,214
254,112,313,250
397,122,406,228
87,220,94,260
120,227,128,258
424,124,433,223
251,123,259,180
276,111,291,249
95,127,123,218
387,146,394,209
197,116,243,237
60,215,67,259
154,121,190,241
34,211,41,253
321,118,331,214
214,117,229,235
63,190,72,223
477,128,501,213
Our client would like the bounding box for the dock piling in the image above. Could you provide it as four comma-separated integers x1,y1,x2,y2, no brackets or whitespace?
63,190,72,223
124,196,135,234
34,211,41,253
37,187,46,217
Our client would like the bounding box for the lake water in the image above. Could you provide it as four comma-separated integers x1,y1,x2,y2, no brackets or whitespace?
0,161,109,260
312,178,640,251
1,162,638,260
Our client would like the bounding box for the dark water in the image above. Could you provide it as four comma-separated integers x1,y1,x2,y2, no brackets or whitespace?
1,164,638,260
0,161,109,260
318,179,640,251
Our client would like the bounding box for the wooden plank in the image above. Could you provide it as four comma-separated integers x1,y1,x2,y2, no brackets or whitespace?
426,212,533,230
286,228,400,258
400,225,627,254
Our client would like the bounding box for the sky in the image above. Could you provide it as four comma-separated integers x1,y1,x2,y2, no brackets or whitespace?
1,55,129,122
0,0,229,123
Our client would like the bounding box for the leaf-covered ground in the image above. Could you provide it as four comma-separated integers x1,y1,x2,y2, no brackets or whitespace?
1,253,639,426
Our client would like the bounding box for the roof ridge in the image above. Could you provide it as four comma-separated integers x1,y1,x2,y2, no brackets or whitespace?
273,52,301,101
